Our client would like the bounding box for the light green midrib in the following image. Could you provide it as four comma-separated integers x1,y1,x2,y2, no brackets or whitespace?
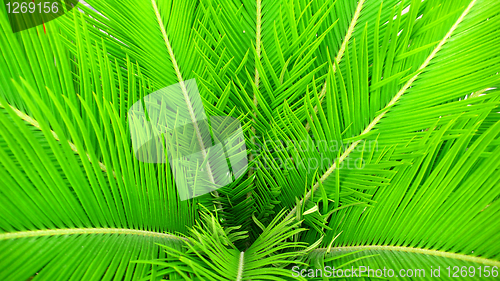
305,0,366,132
314,245,500,267
150,0,219,194
236,251,245,281
0,228,187,241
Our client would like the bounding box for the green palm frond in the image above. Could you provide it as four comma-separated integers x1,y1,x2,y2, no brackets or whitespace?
136,209,315,280
0,0,499,280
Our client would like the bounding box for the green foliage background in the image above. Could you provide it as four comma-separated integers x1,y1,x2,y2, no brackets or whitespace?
0,0,499,280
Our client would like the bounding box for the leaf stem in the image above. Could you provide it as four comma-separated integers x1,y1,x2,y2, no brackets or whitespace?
313,244,500,267
0,100,114,177
151,0,221,206
247,0,262,199
236,251,245,281
0,228,188,242
305,0,366,131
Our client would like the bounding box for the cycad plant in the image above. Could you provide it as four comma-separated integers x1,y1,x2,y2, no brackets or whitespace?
1,0,499,280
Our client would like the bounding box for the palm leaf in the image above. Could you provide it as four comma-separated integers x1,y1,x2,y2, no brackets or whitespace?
0,0,499,279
